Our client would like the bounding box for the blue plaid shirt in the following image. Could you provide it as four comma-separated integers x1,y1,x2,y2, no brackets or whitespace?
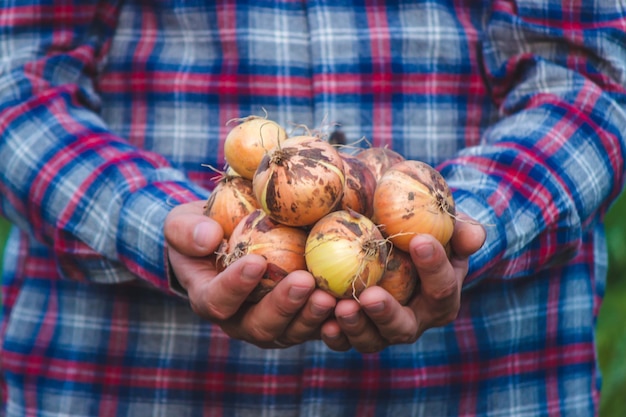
1,1,626,416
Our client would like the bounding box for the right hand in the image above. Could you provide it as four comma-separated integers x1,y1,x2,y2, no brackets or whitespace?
164,201,337,349
320,213,486,353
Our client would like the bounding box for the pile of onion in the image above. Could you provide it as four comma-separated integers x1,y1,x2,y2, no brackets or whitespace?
217,209,307,302
199,113,460,306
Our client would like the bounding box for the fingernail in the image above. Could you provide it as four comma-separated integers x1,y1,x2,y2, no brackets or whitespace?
288,285,311,302
364,301,385,314
325,331,341,340
340,312,359,325
193,222,212,249
242,263,265,282
310,303,331,318
415,241,434,259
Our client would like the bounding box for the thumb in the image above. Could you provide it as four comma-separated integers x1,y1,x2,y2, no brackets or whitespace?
450,214,487,259
164,201,225,257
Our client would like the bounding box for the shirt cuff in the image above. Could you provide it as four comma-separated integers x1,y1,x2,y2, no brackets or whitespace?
449,188,507,290
117,178,209,295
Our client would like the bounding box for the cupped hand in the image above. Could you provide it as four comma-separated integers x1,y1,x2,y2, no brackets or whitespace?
164,201,336,348
321,214,486,353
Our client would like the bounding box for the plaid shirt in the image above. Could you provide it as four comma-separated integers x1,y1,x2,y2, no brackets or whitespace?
1,1,626,416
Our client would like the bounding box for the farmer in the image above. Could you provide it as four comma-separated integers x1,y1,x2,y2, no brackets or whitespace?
1,1,625,416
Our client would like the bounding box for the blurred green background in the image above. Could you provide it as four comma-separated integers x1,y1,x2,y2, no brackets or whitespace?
1,194,626,414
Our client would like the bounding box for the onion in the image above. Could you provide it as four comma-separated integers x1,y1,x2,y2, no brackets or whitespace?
223,115,288,180
217,209,308,302
372,160,455,252
336,153,377,218
377,248,418,305
253,135,345,227
203,174,259,239
305,209,388,299
355,147,405,182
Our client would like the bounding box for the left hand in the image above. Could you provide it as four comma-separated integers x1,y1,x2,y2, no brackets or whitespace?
320,214,486,353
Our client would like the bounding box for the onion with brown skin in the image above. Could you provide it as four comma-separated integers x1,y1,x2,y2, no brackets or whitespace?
203,175,259,239
372,160,456,252
253,135,345,227
223,115,288,180
336,153,377,218
305,209,388,300
377,248,418,305
217,209,307,302
355,147,405,182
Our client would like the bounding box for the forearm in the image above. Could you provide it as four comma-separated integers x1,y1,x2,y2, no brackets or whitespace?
443,0,626,286
0,0,209,292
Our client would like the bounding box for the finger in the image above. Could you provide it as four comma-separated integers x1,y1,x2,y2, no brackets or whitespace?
410,234,458,300
164,201,224,257
166,247,219,288
409,234,461,328
188,254,266,321
359,286,421,344
450,213,486,258
279,288,336,345
333,299,388,353
320,320,352,352
236,270,316,346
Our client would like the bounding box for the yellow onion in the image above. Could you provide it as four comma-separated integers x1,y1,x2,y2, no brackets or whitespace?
336,153,377,218
355,147,405,182
305,209,388,299
223,115,288,180
203,174,259,239
377,248,418,305
372,160,455,252
253,135,345,227
217,209,307,302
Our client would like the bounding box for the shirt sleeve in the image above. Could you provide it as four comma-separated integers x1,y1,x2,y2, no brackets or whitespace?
0,1,208,294
440,0,626,287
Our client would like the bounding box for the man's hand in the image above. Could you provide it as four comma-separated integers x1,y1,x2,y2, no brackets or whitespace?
320,214,486,353
164,201,336,348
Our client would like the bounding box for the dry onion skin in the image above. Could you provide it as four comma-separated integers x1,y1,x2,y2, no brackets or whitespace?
355,147,405,182
305,209,388,299
218,209,307,302
253,135,345,227
223,115,288,180
336,153,377,218
377,248,418,306
203,175,259,239
225,165,242,177
372,160,456,252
